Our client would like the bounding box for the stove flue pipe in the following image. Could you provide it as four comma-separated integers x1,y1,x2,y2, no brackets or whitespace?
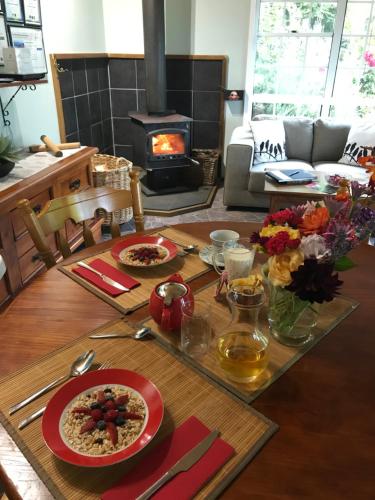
142,0,170,115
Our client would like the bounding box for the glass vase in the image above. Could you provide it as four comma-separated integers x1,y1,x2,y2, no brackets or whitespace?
268,285,317,347
217,285,269,383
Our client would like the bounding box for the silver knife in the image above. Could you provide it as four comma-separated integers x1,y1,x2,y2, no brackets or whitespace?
77,261,129,291
18,406,46,430
136,429,219,500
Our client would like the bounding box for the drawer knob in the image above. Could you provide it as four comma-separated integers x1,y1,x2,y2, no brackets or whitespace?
69,179,81,191
31,253,41,262
33,204,42,214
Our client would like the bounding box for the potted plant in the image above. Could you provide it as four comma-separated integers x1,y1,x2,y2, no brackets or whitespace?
0,136,19,178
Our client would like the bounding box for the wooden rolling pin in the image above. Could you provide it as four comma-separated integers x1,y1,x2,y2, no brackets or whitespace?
40,135,63,157
29,142,81,153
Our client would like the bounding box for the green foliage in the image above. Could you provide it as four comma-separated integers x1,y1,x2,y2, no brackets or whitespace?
0,136,19,163
334,256,356,272
358,69,375,95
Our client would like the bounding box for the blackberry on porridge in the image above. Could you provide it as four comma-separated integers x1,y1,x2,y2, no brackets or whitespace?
121,245,168,266
63,385,146,455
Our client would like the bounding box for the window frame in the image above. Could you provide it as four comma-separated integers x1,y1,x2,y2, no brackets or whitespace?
245,0,375,120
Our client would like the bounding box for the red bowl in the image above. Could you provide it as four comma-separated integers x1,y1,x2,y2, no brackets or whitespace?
42,368,164,467
111,235,178,267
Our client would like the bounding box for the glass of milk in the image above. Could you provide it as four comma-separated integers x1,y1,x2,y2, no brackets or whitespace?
213,238,255,282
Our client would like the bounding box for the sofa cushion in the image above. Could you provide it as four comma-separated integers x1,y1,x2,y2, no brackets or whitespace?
250,120,287,165
248,160,314,193
313,162,370,183
338,121,375,166
283,118,314,162
312,119,350,163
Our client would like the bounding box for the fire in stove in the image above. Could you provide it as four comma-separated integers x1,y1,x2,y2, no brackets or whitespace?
152,133,185,156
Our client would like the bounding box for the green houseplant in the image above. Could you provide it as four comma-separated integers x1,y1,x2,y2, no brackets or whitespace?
0,136,19,178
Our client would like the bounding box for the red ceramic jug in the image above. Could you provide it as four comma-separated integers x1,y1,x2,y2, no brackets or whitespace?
149,274,194,332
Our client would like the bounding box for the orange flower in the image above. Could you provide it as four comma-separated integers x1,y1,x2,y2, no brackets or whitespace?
335,179,350,201
366,166,375,189
299,206,330,235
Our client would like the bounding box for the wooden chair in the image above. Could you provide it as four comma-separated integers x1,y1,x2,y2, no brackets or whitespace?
17,170,144,269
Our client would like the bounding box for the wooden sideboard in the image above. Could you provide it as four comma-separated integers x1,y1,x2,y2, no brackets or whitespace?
0,147,98,307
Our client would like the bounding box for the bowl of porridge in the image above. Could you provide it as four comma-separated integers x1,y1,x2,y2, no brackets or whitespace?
111,235,178,267
42,368,163,467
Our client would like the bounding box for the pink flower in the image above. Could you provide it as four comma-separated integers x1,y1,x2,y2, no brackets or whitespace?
364,51,375,67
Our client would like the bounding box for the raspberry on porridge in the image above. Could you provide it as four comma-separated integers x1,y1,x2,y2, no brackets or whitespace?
121,244,168,266
62,385,146,456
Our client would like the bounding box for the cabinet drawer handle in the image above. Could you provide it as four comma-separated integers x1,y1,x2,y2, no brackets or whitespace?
33,204,42,214
69,179,81,191
31,253,41,262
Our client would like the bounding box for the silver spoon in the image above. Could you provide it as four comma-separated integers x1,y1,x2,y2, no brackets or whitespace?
9,350,96,415
89,326,153,340
157,233,198,253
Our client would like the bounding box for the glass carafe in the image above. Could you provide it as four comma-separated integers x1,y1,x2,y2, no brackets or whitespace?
217,285,269,383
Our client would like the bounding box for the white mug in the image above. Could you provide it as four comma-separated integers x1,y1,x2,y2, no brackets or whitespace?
213,238,255,282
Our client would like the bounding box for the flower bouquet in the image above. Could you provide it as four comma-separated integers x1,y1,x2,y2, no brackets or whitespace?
251,175,375,346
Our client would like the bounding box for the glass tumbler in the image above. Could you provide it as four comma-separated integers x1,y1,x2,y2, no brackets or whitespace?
181,299,212,358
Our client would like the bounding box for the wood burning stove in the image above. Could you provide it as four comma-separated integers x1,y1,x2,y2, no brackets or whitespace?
125,0,199,192
129,111,198,191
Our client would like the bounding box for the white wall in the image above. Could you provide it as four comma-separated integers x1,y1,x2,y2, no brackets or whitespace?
0,0,106,148
103,0,143,54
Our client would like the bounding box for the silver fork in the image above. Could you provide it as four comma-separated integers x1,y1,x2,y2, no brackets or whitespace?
18,361,111,430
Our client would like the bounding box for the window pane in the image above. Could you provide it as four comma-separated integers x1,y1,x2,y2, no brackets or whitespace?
252,102,274,118
258,1,337,34
344,3,372,34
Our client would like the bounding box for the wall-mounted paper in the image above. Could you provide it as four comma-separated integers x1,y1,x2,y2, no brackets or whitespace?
23,0,41,25
4,0,23,23
0,15,9,65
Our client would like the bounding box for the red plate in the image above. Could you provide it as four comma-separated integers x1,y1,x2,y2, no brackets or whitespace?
111,235,178,267
42,369,164,467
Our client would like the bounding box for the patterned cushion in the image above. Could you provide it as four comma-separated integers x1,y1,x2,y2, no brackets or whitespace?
249,120,287,165
338,121,375,166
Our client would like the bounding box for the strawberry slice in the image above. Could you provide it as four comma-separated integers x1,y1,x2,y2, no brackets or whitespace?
97,391,106,404
122,411,143,420
106,421,118,446
115,395,129,406
72,407,91,415
80,419,96,434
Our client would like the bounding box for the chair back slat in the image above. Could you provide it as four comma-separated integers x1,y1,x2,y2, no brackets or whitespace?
38,189,133,235
17,172,144,269
83,220,96,248
57,229,72,259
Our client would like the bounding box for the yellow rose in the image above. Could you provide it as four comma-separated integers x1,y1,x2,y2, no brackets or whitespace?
268,249,304,287
260,225,300,240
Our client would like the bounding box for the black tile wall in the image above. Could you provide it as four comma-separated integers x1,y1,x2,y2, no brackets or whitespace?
109,59,136,89
58,58,112,154
58,56,224,158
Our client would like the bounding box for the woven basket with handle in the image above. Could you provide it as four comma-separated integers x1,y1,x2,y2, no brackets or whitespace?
91,154,133,225
192,149,220,186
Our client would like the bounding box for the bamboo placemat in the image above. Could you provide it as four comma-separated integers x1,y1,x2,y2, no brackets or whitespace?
59,227,211,314
0,320,277,500
143,282,359,403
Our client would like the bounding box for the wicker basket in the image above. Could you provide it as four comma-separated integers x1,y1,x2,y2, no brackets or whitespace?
192,149,220,186
91,154,133,225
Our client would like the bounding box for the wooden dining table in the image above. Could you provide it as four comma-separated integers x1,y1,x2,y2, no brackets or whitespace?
0,221,374,499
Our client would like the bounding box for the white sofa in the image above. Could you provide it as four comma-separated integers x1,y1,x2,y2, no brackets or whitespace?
224,118,369,208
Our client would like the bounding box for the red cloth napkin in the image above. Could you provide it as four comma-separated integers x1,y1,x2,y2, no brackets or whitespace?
72,258,140,297
101,416,235,500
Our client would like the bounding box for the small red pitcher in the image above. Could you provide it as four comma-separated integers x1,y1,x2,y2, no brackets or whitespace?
149,274,194,332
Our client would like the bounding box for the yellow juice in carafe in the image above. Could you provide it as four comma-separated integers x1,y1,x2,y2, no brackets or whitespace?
217,331,269,383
